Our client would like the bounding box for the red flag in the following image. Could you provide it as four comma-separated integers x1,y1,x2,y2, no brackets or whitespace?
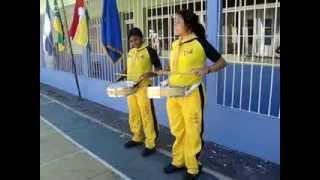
69,0,84,39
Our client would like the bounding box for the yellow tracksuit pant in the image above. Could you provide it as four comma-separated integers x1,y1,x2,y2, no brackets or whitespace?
167,85,205,175
127,85,159,149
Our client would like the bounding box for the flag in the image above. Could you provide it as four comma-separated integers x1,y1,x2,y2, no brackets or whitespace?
52,0,65,52
69,0,89,47
101,0,123,63
43,0,53,55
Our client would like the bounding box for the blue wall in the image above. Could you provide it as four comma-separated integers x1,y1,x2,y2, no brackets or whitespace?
217,64,280,117
203,0,279,163
40,68,170,127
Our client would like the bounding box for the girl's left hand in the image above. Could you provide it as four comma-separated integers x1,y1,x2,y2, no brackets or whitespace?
191,67,209,76
137,72,157,82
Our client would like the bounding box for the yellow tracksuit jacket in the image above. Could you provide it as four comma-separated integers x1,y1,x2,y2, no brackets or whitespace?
167,33,222,174
127,44,162,149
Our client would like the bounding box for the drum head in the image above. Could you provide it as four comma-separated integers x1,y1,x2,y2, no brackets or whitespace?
106,81,137,97
107,81,136,89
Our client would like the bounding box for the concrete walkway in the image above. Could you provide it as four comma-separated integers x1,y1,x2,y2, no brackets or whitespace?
40,95,223,180
40,117,125,180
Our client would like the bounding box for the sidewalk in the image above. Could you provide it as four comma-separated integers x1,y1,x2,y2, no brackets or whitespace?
40,83,280,180
40,117,125,180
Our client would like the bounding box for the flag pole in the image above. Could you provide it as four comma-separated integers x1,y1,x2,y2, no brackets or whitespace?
59,0,82,99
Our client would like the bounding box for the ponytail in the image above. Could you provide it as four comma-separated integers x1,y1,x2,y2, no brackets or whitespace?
193,23,206,39
176,9,206,40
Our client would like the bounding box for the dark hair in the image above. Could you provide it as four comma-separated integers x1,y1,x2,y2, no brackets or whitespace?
176,9,206,39
128,27,143,39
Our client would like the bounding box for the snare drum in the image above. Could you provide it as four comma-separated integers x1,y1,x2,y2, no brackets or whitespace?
147,86,187,99
106,81,138,97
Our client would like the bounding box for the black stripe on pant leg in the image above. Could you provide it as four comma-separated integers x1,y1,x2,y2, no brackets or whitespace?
150,99,159,141
196,85,205,160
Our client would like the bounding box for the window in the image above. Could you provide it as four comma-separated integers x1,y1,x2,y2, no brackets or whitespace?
217,0,280,117
89,18,100,54
264,18,272,45
224,0,280,7
122,11,134,51
146,0,207,56
247,19,254,46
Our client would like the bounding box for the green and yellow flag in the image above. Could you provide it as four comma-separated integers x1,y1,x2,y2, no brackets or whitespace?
52,0,65,52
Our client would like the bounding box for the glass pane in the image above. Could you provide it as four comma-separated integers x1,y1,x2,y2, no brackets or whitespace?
196,2,201,11
163,6,168,15
158,20,162,35
148,9,151,16
163,18,168,37
188,3,194,11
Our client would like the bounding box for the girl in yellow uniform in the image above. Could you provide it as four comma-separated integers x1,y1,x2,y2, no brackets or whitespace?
118,27,162,157
161,10,227,180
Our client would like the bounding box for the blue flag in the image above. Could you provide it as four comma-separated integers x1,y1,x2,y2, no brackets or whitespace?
101,0,123,63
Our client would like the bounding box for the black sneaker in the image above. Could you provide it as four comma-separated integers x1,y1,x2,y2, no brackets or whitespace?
141,147,156,157
124,140,143,148
197,164,203,174
182,172,198,180
163,164,186,174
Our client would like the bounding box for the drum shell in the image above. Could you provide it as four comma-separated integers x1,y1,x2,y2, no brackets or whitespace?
106,81,138,97
147,86,186,99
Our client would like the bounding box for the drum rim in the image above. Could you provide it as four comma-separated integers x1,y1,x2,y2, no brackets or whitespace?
147,86,187,90
107,80,137,91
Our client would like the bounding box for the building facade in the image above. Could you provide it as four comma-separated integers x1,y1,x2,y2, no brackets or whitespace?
40,0,280,163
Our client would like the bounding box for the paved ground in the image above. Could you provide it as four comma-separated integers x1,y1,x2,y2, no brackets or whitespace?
40,83,280,180
40,95,220,180
40,118,125,180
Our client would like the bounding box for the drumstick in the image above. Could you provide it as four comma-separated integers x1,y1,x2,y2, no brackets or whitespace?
156,71,195,76
116,72,158,76
116,73,129,76
116,72,196,76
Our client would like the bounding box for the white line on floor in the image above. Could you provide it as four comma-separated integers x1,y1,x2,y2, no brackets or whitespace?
40,93,233,180
40,149,84,168
40,115,132,180
40,94,123,134
40,101,55,105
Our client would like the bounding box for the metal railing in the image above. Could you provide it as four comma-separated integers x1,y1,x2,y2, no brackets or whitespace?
86,17,125,82
142,0,207,85
53,52,84,75
217,0,280,118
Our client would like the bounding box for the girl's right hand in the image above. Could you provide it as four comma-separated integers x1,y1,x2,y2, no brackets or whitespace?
156,70,170,75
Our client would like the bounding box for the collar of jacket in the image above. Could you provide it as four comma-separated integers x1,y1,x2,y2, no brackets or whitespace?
179,33,198,45
137,43,148,51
